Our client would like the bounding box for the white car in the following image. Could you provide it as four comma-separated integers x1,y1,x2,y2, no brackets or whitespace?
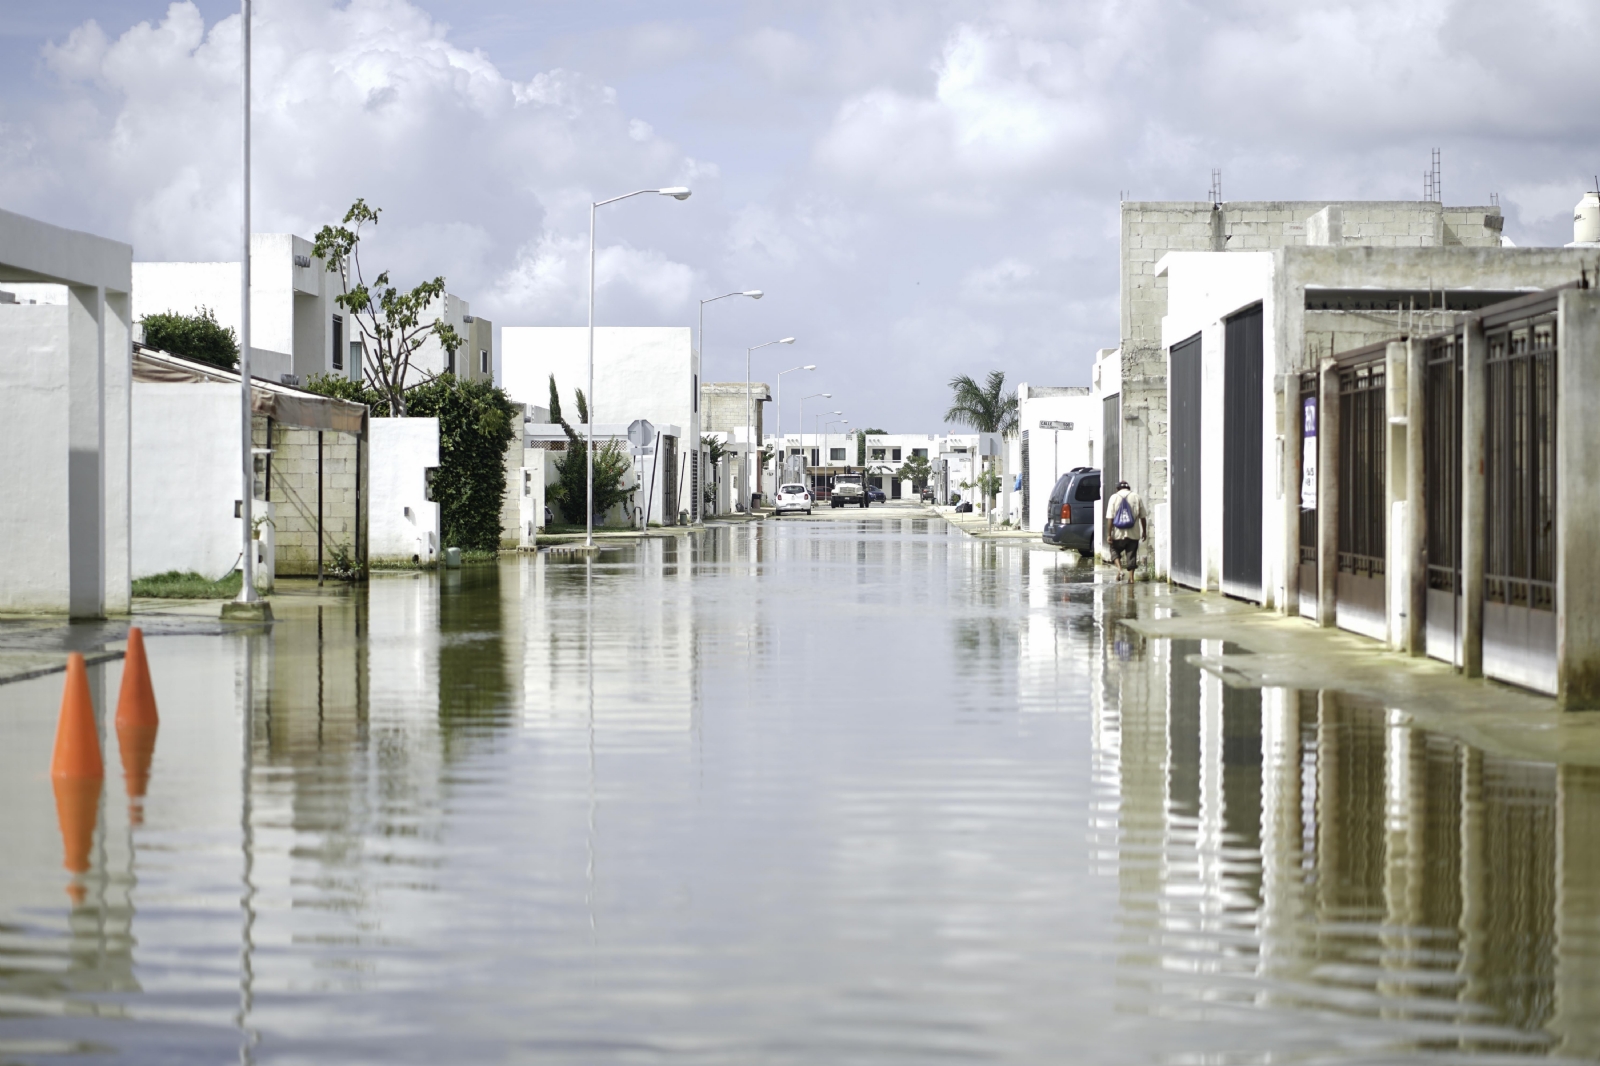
774,483,813,516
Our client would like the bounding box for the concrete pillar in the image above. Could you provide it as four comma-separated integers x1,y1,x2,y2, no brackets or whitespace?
1405,337,1427,656
1385,341,1409,650
66,285,104,619
1316,358,1339,627
1556,290,1600,706
103,291,131,614
1461,316,1487,677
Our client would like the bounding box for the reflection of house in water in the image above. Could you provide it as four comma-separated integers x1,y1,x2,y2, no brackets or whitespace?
1090,619,1600,1053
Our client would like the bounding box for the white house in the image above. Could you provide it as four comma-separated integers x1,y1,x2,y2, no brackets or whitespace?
1012,385,1097,532
0,209,133,617
501,327,697,526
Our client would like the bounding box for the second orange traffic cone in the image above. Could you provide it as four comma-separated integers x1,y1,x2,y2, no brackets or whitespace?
114,628,160,823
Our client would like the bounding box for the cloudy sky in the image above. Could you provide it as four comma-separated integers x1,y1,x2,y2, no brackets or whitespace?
5,0,1600,430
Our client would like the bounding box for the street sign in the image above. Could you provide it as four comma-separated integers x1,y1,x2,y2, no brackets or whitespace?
627,419,656,454
1039,420,1074,430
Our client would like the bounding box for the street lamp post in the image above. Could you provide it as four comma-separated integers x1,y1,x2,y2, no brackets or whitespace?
798,392,830,494
745,336,795,510
774,363,814,483
824,418,848,480
236,0,257,604
586,185,691,546
697,290,761,521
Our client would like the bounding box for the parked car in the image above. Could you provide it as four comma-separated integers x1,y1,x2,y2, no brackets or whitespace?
831,473,868,508
868,486,887,503
775,483,813,516
919,487,935,503
1042,467,1099,554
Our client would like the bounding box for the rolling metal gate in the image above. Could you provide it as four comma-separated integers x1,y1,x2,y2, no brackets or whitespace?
1102,394,1121,498
1483,299,1558,692
1298,373,1318,619
1169,334,1203,588
1336,349,1386,639
1021,429,1030,528
1423,330,1462,665
1223,305,1263,600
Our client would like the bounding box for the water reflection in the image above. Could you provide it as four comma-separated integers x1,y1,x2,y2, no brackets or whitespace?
3,519,1600,1061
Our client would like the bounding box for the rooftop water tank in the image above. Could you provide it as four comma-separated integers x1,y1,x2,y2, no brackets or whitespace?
1576,191,1600,244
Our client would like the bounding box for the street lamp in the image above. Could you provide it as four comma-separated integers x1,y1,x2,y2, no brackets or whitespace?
237,0,257,604
798,392,830,492
774,364,815,481
746,336,795,508
697,289,761,521
586,185,691,546
824,418,848,474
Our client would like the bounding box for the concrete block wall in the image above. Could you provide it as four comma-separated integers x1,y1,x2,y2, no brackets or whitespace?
268,422,365,575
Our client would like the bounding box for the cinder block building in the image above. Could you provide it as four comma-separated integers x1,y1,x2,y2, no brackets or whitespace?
1107,199,1507,562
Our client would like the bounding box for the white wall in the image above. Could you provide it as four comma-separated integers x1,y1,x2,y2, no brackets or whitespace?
1017,388,1097,532
369,418,440,562
131,383,245,580
0,302,72,609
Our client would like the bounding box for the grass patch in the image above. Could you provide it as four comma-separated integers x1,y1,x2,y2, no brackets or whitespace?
132,570,243,599
459,548,500,563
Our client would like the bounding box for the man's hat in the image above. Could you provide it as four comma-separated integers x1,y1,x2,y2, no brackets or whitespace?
1117,480,1130,490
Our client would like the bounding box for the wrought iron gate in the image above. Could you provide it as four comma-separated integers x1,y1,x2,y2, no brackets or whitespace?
1483,299,1558,692
1021,429,1030,528
1298,372,1318,619
1336,348,1386,639
1223,305,1263,599
1423,330,1462,664
1169,334,1203,588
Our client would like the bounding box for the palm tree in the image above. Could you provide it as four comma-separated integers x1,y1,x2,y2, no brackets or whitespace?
944,370,1018,436
944,371,1018,517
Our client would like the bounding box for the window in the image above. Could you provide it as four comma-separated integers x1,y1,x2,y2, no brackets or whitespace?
829,448,846,461
331,315,344,370
349,340,363,375
1075,476,1101,502
913,448,928,459
892,448,902,461
480,349,489,375
810,448,819,466
870,448,886,460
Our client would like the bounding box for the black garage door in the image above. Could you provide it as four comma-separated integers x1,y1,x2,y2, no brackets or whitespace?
1223,304,1263,600
1169,333,1203,588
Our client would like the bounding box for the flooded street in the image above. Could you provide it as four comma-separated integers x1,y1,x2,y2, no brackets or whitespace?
4,514,1600,1062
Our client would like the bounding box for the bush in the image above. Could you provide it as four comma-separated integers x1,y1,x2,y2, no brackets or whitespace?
406,376,519,551
132,570,243,599
140,308,239,369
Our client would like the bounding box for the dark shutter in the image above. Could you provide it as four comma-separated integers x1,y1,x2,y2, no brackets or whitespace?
1169,334,1203,588
1223,305,1263,598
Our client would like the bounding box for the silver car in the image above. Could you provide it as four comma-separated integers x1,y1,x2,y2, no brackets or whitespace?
775,483,813,516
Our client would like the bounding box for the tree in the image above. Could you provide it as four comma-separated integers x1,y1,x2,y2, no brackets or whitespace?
313,199,464,417
140,307,238,370
544,376,634,526
944,371,1018,517
854,427,886,466
897,453,933,490
701,434,726,511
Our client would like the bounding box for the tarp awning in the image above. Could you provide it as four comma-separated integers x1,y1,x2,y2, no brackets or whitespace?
133,347,367,436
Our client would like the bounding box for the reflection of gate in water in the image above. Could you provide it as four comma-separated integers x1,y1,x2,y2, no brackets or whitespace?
1336,348,1386,640
1424,331,1462,665
1484,300,1558,692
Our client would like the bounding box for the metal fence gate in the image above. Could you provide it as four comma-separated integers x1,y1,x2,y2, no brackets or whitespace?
1169,334,1203,589
1298,372,1318,619
1223,305,1263,599
1101,394,1120,499
1423,330,1462,664
1483,299,1558,692
1336,348,1386,639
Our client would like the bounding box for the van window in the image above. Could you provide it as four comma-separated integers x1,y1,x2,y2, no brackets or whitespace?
1074,476,1101,502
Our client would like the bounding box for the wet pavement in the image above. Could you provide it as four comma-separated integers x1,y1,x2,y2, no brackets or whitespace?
3,513,1600,1062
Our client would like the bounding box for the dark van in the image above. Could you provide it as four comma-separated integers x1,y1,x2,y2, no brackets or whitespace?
1042,467,1099,553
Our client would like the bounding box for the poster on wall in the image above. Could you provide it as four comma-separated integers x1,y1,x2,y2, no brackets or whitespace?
1300,395,1317,511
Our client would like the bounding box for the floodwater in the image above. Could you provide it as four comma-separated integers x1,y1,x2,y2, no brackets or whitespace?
3,514,1600,1063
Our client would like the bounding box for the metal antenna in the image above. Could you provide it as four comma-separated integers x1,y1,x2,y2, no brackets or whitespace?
1210,169,1222,205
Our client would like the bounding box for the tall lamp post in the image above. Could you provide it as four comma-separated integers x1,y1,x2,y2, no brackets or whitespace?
773,363,815,482
697,290,761,521
745,336,795,509
236,0,257,605
798,392,830,494
586,185,692,547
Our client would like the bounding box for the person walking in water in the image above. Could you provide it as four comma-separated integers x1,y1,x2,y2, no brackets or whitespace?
1104,479,1146,582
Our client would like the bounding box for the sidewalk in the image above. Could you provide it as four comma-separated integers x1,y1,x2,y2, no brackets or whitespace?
934,507,1042,539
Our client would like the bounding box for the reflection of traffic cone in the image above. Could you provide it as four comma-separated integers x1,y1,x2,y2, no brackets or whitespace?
115,628,159,823
51,653,103,879
54,776,102,875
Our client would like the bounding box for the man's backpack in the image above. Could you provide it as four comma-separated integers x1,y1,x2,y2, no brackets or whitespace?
1111,494,1136,530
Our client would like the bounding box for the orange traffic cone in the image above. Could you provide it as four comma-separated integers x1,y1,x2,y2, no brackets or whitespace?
52,652,103,780
114,628,159,823
51,652,103,879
